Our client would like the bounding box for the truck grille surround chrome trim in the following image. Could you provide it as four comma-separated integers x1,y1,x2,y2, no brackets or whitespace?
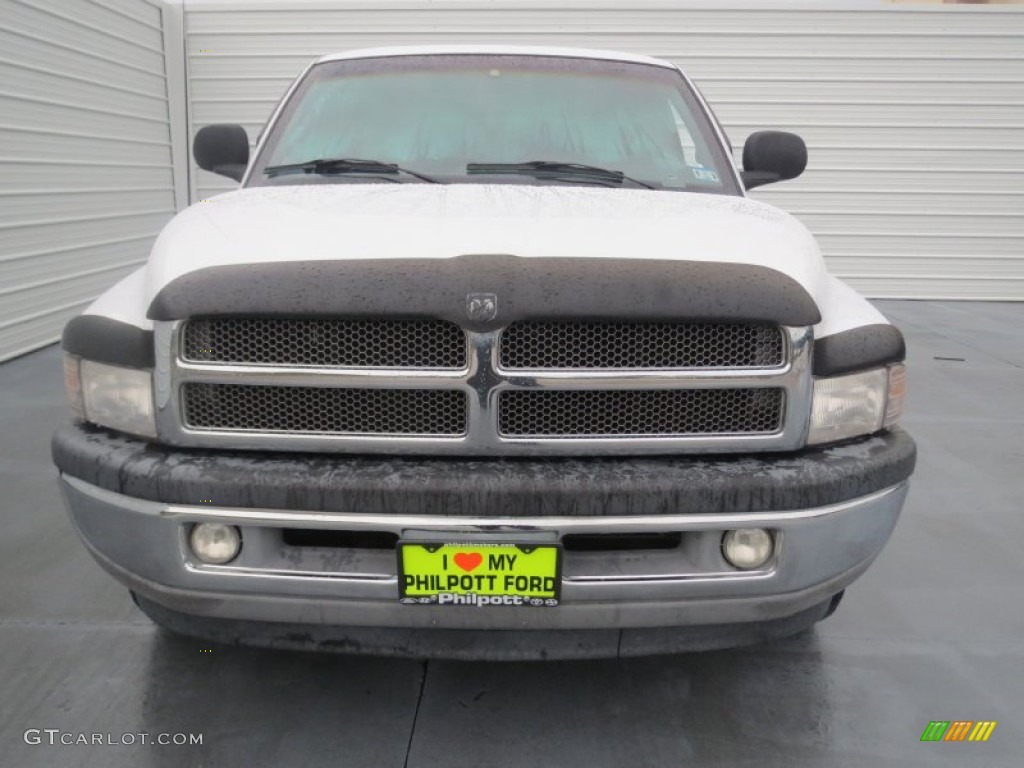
154,319,813,456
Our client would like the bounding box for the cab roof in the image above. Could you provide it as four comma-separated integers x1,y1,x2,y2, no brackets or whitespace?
315,45,677,70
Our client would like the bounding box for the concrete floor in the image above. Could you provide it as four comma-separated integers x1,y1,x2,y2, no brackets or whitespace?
1,300,1021,767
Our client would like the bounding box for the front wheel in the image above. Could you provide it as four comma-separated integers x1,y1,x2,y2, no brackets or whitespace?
822,589,845,619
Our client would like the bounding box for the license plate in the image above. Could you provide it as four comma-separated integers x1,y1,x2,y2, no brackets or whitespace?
398,542,561,607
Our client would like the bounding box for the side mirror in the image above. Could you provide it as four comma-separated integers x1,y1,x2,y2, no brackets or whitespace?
194,124,249,182
741,131,807,190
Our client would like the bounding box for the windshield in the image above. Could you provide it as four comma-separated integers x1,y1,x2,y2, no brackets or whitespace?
248,54,739,194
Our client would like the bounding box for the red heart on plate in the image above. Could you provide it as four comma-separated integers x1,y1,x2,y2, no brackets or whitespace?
453,552,483,572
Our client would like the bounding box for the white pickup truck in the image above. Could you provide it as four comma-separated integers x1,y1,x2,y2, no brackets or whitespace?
53,46,915,659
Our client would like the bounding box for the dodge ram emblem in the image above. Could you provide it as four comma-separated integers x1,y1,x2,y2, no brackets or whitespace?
466,293,498,323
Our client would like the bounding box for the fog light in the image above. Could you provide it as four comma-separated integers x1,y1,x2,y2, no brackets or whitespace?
190,523,241,564
722,528,774,570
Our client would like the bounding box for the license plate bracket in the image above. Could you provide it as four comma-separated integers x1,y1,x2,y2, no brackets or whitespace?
398,541,562,607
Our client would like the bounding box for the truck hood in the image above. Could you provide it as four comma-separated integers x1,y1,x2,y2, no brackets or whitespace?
146,183,829,303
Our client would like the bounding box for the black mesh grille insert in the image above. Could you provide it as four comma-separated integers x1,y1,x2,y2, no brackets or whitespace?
498,389,784,437
499,321,784,369
183,384,467,435
182,318,466,369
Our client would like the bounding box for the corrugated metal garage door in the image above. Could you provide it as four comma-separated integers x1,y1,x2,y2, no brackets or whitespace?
184,0,1024,301
0,0,182,362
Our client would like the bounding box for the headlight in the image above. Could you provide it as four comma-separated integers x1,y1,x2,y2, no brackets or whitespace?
64,355,157,438
807,363,905,446
63,355,86,421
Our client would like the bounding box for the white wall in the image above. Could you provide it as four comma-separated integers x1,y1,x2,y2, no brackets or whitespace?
184,0,1024,301
0,0,188,362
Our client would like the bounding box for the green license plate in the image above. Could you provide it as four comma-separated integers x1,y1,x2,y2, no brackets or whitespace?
398,542,561,607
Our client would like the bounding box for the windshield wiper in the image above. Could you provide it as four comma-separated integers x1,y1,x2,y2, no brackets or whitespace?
466,160,655,189
264,158,440,183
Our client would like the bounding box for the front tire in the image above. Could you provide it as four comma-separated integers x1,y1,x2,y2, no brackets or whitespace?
822,589,845,619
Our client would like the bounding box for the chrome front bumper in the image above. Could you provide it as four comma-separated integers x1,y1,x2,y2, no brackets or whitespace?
61,474,908,632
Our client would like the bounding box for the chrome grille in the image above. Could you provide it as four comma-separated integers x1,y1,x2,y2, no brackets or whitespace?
158,318,812,456
500,321,784,369
499,389,784,437
183,383,467,436
182,318,466,369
